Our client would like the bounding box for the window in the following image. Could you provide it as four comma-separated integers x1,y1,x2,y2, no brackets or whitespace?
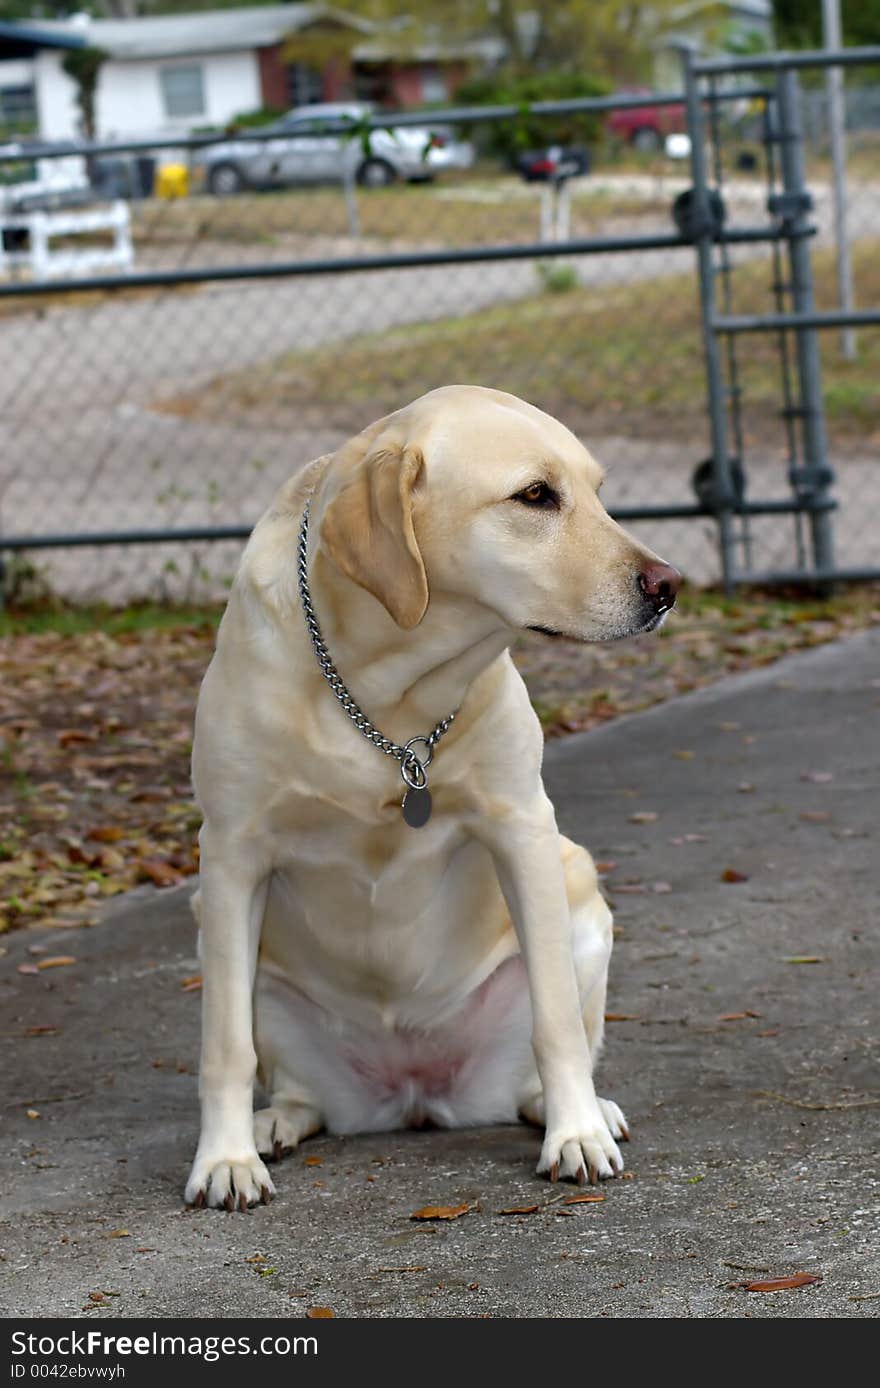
285,63,323,109
0,84,37,136
160,65,205,120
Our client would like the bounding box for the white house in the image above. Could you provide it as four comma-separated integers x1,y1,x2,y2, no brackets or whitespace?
2,5,371,145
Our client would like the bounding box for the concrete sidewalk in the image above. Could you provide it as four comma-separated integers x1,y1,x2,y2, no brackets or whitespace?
2,630,877,1319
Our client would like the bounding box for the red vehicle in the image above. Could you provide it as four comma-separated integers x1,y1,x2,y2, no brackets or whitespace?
605,88,687,153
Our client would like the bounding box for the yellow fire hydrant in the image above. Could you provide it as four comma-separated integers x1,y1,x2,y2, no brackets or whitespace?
156,163,189,199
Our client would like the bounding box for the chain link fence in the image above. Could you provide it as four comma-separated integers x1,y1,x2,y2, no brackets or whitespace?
0,67,877,602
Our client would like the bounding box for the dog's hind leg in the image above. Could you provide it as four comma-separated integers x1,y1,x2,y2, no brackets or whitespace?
517,836,628,1144
252,967,326,1163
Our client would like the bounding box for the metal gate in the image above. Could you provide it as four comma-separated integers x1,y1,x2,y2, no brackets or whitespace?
1,48,878,599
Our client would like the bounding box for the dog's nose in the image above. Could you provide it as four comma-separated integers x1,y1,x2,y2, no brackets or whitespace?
638,562,681,610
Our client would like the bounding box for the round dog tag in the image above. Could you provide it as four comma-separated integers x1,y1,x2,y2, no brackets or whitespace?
402,787,432,828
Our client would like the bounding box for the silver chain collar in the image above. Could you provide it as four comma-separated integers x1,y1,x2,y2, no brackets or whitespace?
297,498,457,816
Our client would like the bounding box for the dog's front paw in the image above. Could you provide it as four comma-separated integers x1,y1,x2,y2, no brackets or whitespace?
537,1112,624,1186
185,1151,275,1210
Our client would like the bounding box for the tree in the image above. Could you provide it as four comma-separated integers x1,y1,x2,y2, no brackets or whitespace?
773,0,880,48
346,0,683,84
61,45,107,140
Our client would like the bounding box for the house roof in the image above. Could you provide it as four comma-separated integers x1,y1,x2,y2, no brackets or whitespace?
0,19,85,59
31,5,372,62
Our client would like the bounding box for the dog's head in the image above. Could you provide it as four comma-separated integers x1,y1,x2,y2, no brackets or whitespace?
320,385,680,642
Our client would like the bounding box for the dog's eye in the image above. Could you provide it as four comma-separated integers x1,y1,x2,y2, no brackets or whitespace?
513,481,559,509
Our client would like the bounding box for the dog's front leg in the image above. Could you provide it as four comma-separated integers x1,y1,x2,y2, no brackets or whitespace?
483,798,623,1186
184,833,274,1209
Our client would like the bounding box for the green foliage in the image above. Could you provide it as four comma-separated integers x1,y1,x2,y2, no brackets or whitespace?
455,70,610,160
61,45,108,140
535,260,579,293
772,0,880,47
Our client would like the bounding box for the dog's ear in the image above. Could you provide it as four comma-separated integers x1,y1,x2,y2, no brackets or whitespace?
320,441,428,629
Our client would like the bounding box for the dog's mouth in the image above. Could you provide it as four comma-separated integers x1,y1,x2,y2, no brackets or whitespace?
527,624,566,639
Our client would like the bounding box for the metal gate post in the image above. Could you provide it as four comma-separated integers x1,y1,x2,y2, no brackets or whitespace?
683,47,738,591
775,67,837,577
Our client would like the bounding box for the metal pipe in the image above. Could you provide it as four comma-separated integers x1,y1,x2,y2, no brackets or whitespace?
0,227,786,301
683,46,738,592
776,67,837,577
695,45,880,75
713,308,880,332
822,0,857,360
0,499,837,552
732,567,880,586
0,87,774,163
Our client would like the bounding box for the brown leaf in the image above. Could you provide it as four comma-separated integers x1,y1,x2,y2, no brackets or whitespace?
720,1010,762,1021
36,955,77,970
629,811,658,823
605,1013,641,1022
304,1156,323,1167
180,975,202,992
57,729,96,747
563,1193,606,1205
23,1025,60,1036
138,858,183,888
410,1204,472,1221
106,1229,131,1239
497,1204,540,1216
306,1307,335,1318
87,826,126,843
594,860,618,874
739,1273,821,1292
88,1292,105,1303
721,868,749,883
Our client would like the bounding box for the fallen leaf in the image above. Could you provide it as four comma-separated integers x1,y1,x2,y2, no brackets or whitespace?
26,1109,39,1119
88,1292,105,1304
594,860,618,874
87,826,126,843
563,1193,605,1205
719,1010,762,1021
106,1229,131,1239
16,963,39,975
245,1254,267,1264
304,1156,323,1167
721,869,749,883
36,955,77,970
673,749,695,760
410,1204,471,1222
605,1013,641,1022
138,859,183,889
782,956,824,965
739,1273,821,1292
683,833,708,843
23,1025,60,1036
180,975,202,992
57,730,96,747
306,1307,335,1318
629,811,658,823
497,1204,540,1216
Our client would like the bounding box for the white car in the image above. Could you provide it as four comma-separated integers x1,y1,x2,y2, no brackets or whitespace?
199,102,473,195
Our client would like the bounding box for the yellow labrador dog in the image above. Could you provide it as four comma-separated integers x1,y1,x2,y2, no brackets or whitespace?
185,385,679,1209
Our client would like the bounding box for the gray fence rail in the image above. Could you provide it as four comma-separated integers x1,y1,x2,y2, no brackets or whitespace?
0,54,878,601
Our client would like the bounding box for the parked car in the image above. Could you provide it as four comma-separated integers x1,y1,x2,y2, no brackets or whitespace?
0,143,90,216
515,144,591,182
198,102,473,195
605,89,687,153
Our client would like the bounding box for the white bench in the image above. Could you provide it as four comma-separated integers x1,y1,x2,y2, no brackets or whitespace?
0,200,133,280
